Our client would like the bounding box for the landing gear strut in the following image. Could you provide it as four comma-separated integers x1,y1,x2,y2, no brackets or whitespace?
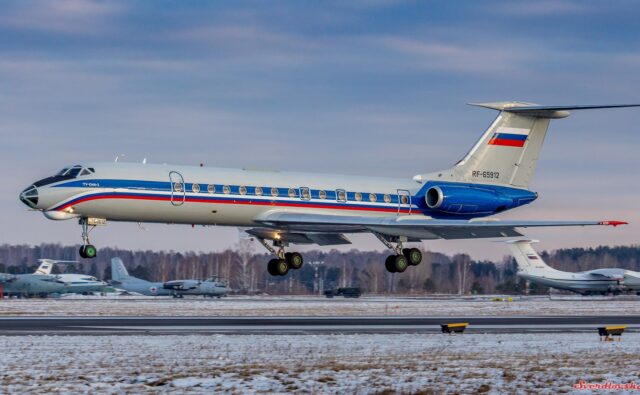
374,233,422,273
78,218,97,259
258,237,304,276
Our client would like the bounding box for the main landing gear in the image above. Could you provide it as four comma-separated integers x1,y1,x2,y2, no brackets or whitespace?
78,218,98,259
258,238,304,276
375,233,422,273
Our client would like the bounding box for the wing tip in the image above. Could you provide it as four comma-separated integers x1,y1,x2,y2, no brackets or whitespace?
598,220,629,227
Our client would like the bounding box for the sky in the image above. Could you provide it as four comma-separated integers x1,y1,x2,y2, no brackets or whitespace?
1,0,639,260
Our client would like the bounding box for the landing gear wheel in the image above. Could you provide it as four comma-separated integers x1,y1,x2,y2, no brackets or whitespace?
393,255,408,273
403,248,422,266
385,255,397,273
267,258,280,276
275,259,289,276
84,244,97,259
286,252,304,270
79,245,97,259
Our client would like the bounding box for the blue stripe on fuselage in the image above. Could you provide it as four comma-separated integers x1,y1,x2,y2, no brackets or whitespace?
53,179,408,205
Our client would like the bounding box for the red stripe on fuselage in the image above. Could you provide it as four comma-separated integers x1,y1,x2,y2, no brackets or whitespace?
57,194,416,214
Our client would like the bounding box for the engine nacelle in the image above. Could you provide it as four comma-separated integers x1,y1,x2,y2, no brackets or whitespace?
424,185,518,215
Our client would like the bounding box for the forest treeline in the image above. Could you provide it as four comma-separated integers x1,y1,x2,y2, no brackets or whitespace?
1,242,639,295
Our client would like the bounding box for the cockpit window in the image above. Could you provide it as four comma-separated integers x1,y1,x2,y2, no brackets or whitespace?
55,168,70,176
66,166,83,177
54,165,87,178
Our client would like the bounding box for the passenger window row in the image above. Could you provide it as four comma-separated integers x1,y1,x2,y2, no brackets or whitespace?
173,183,411,205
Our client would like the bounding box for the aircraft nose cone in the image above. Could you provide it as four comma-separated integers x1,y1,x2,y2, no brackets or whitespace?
19,185,39,208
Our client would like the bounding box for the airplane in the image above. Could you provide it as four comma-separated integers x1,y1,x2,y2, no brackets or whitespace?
19,102,634,276
0,271,68,298
110,257,229,298
507,240,640,295
33,259,107,294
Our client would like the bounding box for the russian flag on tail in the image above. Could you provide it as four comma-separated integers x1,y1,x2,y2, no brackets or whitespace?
488,127,530,147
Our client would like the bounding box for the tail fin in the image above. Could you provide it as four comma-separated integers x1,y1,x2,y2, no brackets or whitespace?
437,102,640,189
111,258,132,282
34,259,78,275
506,239,554,273
34,260,54,275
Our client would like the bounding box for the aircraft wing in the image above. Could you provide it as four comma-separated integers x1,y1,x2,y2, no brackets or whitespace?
254,211,626,241
586,269,625,280
163,280,200,290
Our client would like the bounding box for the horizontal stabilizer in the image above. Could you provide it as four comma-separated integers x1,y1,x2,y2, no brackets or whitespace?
468,102,640,119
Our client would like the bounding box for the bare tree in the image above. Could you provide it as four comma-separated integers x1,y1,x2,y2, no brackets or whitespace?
235,239,255,293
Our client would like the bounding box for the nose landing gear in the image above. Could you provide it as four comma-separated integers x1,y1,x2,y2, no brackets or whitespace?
258,238,304,276
78,218,97,259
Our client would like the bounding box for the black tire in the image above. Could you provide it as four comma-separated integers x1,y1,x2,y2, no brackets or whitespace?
393,255,408,273
287,252,304,270
275,259,289,276
404,248,422,266
84,244,97,259
78,246,87,259
384,255,396,273
267,259,280,276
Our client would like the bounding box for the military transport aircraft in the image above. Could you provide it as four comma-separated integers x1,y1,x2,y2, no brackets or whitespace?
34,259,107,294
19,102,633,276
0,271,67,297
507,240,640,295
110,258,229,298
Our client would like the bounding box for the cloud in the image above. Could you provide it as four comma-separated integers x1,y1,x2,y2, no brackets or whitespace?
0,0,124,35
500,0,592,16
375,37,531,74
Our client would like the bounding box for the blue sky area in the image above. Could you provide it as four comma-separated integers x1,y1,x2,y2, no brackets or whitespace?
1,0,639,259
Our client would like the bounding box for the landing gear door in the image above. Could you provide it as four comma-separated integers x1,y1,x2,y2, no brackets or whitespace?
169,171,185,206
397,189,411,215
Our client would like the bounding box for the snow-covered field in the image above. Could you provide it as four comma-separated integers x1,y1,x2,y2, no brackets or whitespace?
1,332,638,394
1,295,639,317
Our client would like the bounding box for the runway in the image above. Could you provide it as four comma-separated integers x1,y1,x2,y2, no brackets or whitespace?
1,315,639,335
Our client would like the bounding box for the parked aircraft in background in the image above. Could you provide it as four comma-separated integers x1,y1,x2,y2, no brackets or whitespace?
507,240,640,295
110,258,229,298
0,272,67,297
34,259,107,294
20,102,633,276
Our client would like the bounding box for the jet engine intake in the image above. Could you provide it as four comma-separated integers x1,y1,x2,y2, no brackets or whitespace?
424,184,517,215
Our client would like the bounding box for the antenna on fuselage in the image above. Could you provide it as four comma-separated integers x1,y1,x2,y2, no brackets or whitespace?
142,158,147,164
114,154,126,163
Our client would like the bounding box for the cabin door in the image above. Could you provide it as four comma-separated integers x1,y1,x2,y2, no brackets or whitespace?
397,189,411,215
169,171,186,206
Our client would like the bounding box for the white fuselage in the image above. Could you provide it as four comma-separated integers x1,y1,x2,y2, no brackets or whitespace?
517,267,640,295
518,270,615,294
31,162,424,227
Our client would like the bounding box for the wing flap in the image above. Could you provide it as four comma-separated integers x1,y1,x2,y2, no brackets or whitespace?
245,227,352,246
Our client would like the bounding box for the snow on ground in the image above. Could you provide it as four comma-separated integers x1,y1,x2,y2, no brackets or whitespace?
1,332,638,394
1,295,639,317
